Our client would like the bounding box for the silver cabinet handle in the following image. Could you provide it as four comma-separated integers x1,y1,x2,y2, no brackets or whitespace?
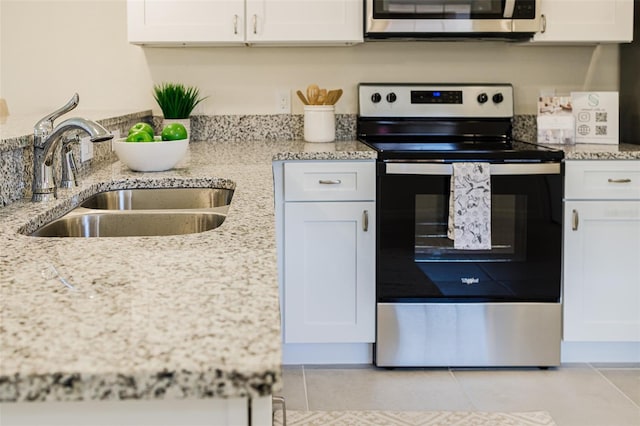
318,179,341,185
572,209,579,231
608,178,632,183
272,396,286,426
540,14,547,33
233,14,238,35
252,14,258,34
363,210,369,232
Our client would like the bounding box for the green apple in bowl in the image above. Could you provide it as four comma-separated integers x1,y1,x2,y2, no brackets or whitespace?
161,123,188,141
128,122,155,139
126,130,155,142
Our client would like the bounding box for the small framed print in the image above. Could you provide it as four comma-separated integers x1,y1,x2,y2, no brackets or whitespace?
570,92,619,145
537,95,575,144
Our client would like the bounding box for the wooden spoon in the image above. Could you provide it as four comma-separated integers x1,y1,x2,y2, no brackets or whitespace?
317,88,327,105
324,89,338,105
296,90,309,105
331,89,343,105
306,84,319,105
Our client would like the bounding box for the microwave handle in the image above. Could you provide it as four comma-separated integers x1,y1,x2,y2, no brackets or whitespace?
503,0,516,18
385,162,561,176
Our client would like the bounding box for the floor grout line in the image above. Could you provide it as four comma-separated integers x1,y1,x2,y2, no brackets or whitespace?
447,368,479,411
301,365,310,411
588,362,640,410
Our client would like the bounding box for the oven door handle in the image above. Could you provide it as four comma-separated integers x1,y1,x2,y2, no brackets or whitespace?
385,162,561,176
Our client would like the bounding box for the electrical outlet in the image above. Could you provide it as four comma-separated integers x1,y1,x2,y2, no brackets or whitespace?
111,129,121,151
80,136,93,162
275,90,291,114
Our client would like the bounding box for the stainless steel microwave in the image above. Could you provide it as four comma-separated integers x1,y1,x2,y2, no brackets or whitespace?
365,0,541,40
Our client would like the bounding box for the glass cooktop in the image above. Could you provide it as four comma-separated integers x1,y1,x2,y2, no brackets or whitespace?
360,139,564,162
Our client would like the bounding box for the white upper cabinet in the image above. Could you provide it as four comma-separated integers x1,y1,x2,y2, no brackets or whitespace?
246,0,362,45
532,0,634,43
128,0,245,45
127,0,363,46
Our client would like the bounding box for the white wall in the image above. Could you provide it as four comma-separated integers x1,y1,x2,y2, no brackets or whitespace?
0,0,620,117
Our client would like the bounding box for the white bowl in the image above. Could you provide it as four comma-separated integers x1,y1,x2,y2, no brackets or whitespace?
114,137,189,172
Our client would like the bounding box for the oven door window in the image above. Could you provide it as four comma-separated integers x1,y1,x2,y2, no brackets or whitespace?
415,193,527,262
377,170,562,303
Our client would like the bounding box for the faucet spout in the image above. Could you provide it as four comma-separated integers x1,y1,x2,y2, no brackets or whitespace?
39,117,113,165
31,95,114,202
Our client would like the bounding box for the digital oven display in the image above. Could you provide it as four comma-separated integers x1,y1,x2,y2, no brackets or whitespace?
411,90,462,104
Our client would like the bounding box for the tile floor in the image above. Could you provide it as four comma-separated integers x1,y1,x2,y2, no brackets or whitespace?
279,363,640,426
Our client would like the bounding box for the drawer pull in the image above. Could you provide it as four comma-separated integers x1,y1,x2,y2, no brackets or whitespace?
363,210,369,232
252,14,258,34
318,179,342,185
608,178,632,184
233,14,238,35
572,209,579,231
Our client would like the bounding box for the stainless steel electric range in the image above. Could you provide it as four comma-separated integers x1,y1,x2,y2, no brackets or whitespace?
357,83,564,368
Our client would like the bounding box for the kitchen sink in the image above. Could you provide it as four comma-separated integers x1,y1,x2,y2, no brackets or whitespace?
31,210,226,237
29,187,234,238
81,188,233,210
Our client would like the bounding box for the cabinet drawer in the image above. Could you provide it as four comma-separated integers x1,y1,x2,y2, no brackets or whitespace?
284,161,375,201
565,160,640,200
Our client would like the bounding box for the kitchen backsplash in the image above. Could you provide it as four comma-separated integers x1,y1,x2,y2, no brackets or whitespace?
189,114,357,142
0,113,534,208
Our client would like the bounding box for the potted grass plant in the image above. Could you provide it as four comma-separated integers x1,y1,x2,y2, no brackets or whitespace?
153,82,207,137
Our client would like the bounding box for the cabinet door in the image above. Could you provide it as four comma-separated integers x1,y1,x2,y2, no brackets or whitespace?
284,201,375,343
563,201,640,341
128,0,245,45
245,0,363,44
532,0,633,43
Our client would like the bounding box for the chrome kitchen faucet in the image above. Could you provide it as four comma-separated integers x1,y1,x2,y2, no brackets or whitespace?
32,93,113,202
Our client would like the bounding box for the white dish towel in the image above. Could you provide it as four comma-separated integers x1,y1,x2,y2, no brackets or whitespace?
447,162,492,250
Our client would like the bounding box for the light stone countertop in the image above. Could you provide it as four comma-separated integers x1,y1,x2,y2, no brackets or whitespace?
2,109,636,404
0,139,376,403
539,142,640,160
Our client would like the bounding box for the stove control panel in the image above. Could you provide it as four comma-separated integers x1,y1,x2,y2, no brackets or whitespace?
359,83,514,118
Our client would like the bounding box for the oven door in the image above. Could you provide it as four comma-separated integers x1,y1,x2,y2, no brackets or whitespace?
377,161,562,304
365,0,541,37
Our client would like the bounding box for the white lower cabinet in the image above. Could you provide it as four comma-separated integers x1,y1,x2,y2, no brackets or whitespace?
275,160,376,354
563,200,640,341
563,160,640,343
284,201,375,343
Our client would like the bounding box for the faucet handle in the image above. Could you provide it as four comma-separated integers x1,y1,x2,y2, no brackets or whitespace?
34,93,80,136
60,140,79,189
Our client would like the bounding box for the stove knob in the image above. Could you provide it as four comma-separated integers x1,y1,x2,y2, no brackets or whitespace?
477,93,488,104
493,93,504,104
371,93,382,103
386,92,397,103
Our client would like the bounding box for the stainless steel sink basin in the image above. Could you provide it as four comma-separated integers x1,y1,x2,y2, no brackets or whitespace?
30,210,227,237
81,188,233,210
29,187,234,238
